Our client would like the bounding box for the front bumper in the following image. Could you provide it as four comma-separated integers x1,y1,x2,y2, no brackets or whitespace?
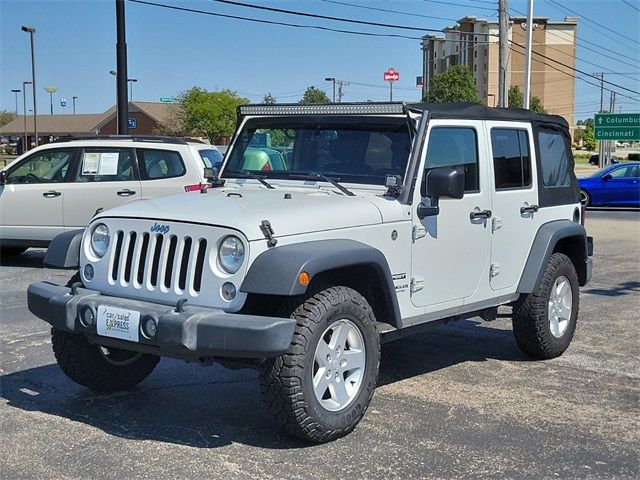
27,281,296,360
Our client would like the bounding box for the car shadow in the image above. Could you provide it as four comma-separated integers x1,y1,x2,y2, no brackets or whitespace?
0,319,529,449
583,280,640,297
0,248,46,268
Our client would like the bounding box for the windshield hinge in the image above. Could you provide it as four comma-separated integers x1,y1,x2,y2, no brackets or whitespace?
260,220,278,247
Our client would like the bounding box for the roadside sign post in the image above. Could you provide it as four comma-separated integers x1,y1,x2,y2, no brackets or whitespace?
384,68,400,102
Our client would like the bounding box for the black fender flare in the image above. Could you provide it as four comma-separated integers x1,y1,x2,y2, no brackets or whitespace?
240,239,401,325
517,220,588,293
44,229,84,269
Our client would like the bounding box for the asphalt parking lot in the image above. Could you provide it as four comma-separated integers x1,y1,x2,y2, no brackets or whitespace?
1,210,638,480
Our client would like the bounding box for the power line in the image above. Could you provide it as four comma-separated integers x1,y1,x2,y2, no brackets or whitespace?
622,0,640,12
318,0,457,22
208,0,444,33
546,0,638,44
128,0,423,39
419,0,496,12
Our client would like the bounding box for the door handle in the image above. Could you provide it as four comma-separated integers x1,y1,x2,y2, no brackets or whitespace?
42,190,61,198
470,209,492,220
520,204,539,214
117,189,136,197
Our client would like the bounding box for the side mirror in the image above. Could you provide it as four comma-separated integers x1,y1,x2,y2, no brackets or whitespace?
418,168,465,219
601,174,612,181
0,171,6,185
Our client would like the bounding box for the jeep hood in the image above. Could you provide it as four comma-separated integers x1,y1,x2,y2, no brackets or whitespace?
96,186,403,241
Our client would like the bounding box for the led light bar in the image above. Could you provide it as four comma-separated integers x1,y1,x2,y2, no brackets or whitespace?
238,103,406,117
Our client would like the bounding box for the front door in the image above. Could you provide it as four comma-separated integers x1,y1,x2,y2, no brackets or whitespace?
410,121,492,311
63,147,142,230
601,164,640,205
0,147,76,243
486,123,540,291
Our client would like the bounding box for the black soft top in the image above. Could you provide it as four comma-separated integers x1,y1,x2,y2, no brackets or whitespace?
408,102,569,129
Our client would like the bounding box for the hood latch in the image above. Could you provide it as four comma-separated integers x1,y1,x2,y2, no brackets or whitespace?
260,220,278,247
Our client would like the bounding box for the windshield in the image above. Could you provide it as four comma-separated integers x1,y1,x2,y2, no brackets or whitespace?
223,116,411,186
588,165,616,178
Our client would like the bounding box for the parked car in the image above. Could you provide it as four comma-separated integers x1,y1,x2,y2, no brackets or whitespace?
28,103,593,442
0,136,223,255
579,162,640,207
588,154,620,166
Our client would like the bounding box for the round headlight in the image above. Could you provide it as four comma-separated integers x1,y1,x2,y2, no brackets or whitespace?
218,236,245,273
90,223,110,258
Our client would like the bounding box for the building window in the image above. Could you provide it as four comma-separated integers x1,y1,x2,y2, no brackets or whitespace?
474,50,477,58
434,51,437,58
474,64,477,71
456,46,459,52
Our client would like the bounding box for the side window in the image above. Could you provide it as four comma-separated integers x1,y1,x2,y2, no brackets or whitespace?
538,131,570,187
137,149,186,180
609,166,638,178
75,148,136,182
491,128,531,190
425,127,479,192
7,149,75,184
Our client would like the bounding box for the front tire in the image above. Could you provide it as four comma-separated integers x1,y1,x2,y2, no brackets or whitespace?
512,253,579,359
51,329,160,391
580,189,591,207
260,286,380,443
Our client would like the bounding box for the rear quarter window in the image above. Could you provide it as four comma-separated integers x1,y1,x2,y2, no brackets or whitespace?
538,131,570,187
137,149,186,180
198,149,224,168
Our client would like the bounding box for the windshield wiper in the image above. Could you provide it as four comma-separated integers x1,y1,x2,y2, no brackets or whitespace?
230,171,275,189
289,172,355,197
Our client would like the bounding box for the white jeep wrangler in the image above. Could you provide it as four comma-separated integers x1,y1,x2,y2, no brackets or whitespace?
28,103,593,443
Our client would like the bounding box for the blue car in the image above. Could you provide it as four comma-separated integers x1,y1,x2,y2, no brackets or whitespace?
579,162,640,207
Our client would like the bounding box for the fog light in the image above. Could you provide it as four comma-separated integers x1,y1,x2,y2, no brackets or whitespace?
221,282,236,301
80,307,95,327
83,264,94,281
141,316,158,339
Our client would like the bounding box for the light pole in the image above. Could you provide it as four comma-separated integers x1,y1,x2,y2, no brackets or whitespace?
22,26,38,147
72,96,78,114
324,77,336,103
115,0,129,134
45,86,57,114
11,89,20,114
128,78,137,102
22,81,32,151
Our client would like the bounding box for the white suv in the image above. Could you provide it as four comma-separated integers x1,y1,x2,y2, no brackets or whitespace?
0,136,223,255
27,103,593,443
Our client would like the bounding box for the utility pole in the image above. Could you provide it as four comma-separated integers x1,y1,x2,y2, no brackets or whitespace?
336,80,349,103
116,0,129,134
325,77,336,102
523,0,534,109
498,0,509,107
594,72,605,167
606,91,616,166
72,96,78,114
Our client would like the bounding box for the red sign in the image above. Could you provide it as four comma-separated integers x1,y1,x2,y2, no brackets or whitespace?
384,68,400,82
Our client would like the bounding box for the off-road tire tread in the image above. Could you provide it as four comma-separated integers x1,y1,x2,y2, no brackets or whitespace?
512,253,579,359
260,286,379,443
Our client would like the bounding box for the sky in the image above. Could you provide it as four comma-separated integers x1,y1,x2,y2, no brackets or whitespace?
1,0,639,123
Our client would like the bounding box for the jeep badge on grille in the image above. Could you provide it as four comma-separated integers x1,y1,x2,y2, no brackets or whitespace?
150,222,170,234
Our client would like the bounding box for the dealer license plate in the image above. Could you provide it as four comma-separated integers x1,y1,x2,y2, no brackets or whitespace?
96,305,140,342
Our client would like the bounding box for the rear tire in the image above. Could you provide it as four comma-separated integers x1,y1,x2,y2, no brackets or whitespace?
260,286,380,443
512,253,579,359
51,329,159,391
580,189,591,207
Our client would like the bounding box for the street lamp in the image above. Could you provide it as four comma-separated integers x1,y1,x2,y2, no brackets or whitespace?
22,81,32,151
21,25,38,147
72,96,78,114
325,77,336,103
11,89,20,115
110,71,137,102
45,86,57,114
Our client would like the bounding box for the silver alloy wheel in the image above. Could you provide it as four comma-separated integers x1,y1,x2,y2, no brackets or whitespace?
312,319,366,412
98,346,144,366
579,190,588,206
548,275,573,338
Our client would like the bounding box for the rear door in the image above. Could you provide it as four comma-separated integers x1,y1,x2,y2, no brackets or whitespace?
0,147,76,243
487,122,540,291
63,147,142,230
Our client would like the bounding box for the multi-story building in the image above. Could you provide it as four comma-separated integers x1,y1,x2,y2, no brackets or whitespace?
421,16,578,125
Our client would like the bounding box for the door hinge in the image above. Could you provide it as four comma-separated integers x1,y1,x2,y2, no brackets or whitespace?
490,263,501,278
492,216,503,233
412,224,427,240
410,276,424,293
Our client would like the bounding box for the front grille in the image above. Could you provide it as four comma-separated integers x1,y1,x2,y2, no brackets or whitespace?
109,229,208,295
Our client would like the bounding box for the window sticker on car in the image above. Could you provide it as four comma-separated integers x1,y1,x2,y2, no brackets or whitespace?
82,152,100,174
81,152,120,175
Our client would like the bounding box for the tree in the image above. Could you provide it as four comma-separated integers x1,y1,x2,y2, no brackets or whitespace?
508,86,524,108
177,87,249,143
300,86,330,104
529,96,546,114
583,128,597,151
262,93,276,104
422,65,479,103
0,110,16,128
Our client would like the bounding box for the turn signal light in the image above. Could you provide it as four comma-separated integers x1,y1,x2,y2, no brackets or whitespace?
298,272,310,286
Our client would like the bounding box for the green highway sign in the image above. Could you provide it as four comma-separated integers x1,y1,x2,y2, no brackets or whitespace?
594,113,640,141
160,97,176,103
